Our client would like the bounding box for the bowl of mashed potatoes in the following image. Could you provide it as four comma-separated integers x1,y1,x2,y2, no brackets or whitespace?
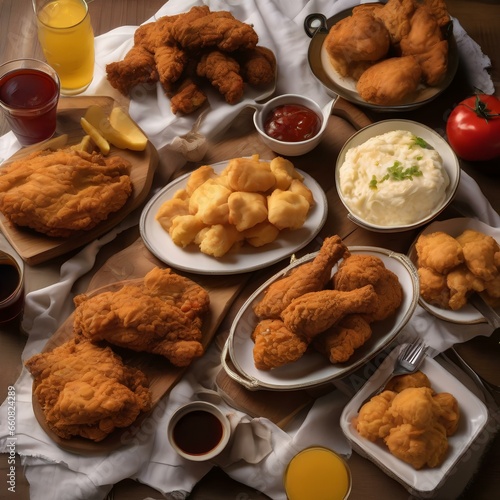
336,120,460,232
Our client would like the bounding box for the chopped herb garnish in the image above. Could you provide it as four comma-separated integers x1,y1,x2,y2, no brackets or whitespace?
369,161,423,189
412,136,430,149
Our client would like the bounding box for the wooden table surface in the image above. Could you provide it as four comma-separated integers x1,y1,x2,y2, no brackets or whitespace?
1,1,499,499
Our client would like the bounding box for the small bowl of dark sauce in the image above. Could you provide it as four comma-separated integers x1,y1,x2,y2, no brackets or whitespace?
167,401,231,461
253,94,334,156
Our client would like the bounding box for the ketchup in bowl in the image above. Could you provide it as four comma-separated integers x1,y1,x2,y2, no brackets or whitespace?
264,104,321,142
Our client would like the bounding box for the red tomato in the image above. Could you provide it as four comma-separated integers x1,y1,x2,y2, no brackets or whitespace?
446,93,500,161
264,104,321,142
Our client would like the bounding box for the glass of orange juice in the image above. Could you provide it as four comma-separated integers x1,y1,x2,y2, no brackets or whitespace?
284,446,352,500
33,0,95,95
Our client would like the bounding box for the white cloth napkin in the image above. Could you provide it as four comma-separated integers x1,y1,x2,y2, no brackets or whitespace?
0,1,498,499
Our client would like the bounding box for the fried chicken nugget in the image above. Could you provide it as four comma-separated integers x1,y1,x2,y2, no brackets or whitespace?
383,387,439,428
238,46,277,87
155,189,190,232
223,155,276,192
355,390,397,441
415,231,464,274
169,77,208,115
243,221,280,248
251,319,309,370
385,370,432,393
197,50,245,104
269,156,304,190
186,165,217,195
253,235,349,319
228,191,268,231
418,266,450,308
281,285,379,340
195,223,244,257
356,55,422,106
313,314,372,363
447,264,486,310
433,392,460,436
154,44,188,89
188,178,231,225
169,214,206,248
384,422,449,469
333,254,403,321
267,190,311,231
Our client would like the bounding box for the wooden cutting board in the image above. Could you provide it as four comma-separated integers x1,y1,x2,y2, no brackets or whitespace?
32,236,252,454
0,96,158,265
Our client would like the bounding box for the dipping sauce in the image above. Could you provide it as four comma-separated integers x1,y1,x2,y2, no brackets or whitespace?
264,104,321,142
0,67,59,145
0,252,24,324
172,409,224,456
284,447,351,500
338,130,450,226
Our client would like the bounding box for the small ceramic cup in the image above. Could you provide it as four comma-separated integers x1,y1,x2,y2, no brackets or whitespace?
253,94,335,156
167,401,231,462
0,249,25,325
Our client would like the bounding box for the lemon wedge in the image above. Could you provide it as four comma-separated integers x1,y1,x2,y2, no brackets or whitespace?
83,105,148,152
80,117,110,155
109,107,148,151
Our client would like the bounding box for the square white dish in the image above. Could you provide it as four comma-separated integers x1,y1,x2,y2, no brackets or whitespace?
340,345,489,496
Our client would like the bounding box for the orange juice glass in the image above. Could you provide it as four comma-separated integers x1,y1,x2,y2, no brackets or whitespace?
284,447,352,500
33,0,95,95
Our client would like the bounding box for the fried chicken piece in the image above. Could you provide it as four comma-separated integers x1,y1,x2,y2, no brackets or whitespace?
418,266,450,308
133,14,182,53
356,55,422,106
447,264,486,310
74,267,209,367
170,77,208,115
385,370,432,393
238,46,276,87
433,392,460,436
413,39,448,86
456,229,500,282
196,50,244,104
313,314,372,363
373,0,417,46
281,285,378,340
189,178,231,226
155,189,190,231
228,191,268,232
400,6,444,57
253,235,349,319
0,149,132,238
154,45,188,89
419,0,451,28
25,338,152,442
267,190,311,231
324,12,390,78
223,155,276,192
106,45,159,96
384,422,449,469
483,273,500,301
195,223,245,257
333,254,403,321
383,387,439,428
243,221,280,248
171,9,258,53
269,156,304,190
355,390,397,441
251,319,309,370
415,231,464,274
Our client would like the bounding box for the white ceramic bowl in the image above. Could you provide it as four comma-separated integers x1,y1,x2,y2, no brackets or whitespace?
167,401,231,461
335,120,460,233
253,94,334,156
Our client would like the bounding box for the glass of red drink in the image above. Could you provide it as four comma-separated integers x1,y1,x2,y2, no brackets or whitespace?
0,58,60,146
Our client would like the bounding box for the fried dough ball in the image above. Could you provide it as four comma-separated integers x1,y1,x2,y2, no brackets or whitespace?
325,12,390,78
384,422,449,469
228,191,268,231
156,189,190,231
385,370,432,393
433,392,460,436
267,190,311,230
269,156,304,190
356,390,397,441
195,224,244,257
185,165,217,195
384,387,438,429
415,231,464,275
243,221,280,247
169,214,206,247
223,155,276,192
189,179,231,225
288,179,315,207
356,55,422,106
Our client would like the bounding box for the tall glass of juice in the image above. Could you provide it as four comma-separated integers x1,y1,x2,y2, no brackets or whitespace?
33,0,95,95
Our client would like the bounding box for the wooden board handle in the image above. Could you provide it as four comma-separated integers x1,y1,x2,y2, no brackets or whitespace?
331,97,372,130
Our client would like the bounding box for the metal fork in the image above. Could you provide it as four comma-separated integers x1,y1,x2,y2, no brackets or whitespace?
358,339,428,409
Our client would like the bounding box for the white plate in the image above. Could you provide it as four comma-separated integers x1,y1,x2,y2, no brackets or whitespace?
408,217,500,324
341,345,489,495
335,120,460,233
222,246,419,391
139,161,328,275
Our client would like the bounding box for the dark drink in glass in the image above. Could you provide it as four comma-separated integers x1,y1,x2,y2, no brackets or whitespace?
0,251,24,324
